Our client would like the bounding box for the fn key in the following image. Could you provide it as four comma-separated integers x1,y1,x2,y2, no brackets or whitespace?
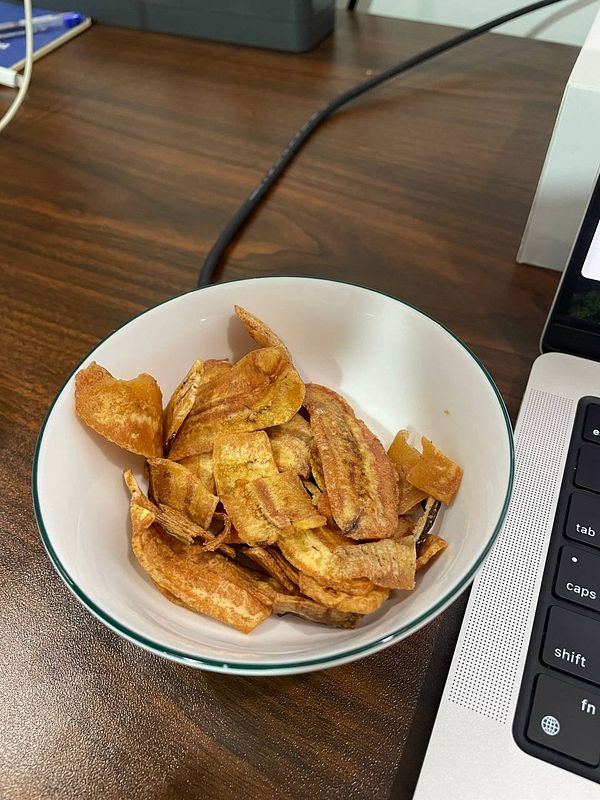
527,674,600,765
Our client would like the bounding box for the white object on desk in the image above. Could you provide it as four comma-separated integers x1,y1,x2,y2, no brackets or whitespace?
517,6,600,272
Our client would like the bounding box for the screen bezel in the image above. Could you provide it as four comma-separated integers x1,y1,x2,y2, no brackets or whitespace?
541,171,600,360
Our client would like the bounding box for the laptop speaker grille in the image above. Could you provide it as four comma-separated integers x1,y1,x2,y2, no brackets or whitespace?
447,388,573,724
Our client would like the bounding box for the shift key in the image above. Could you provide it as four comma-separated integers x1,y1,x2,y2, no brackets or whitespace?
543,606,600,685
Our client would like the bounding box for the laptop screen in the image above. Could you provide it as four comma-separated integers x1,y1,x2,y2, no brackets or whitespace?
542,173,600,357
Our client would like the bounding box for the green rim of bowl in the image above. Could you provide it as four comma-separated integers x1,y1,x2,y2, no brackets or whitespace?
32,276,515,674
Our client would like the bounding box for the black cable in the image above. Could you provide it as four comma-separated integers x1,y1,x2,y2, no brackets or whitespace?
347,0,358,10
197,0,567,288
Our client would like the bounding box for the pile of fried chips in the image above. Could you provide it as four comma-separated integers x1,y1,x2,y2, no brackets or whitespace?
74,306,463,633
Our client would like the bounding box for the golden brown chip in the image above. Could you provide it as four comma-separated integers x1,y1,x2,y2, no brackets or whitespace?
388,430,428,514
244,547,297,593
332,538,416,590
309,444,326,491
278,522,377,596
388,429,421,473
298,572,389,614
201,514,234,553
234,305,291,360
267,413,312,477
154,504,235,558
416,534,448,570
163,360,204,448
75,362,163,458
123,470,232,555
316,489,333,522
278,527,351,584
397,483,428,515
129,497,271,633
221,472,326,546
407,438,463,504
412,497,441,546
177,453,215,493
168,347,305,459
123,470,154,512
395,516,414,539
268,549,300,587
203,359,233,381
147,458,218,529
213,431,279,496
272,594,360,628
303,384,398,540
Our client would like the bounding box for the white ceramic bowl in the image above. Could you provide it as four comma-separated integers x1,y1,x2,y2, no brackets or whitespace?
33,277,513,675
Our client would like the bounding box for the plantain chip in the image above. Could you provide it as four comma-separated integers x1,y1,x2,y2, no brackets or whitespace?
147,457,218,529
213,430,278,497
244,546,298,593
123,471,232,554
416,534,448,570
168,347,305,459
163,360,204,449
75,362,163,458
388,430,428,514
177,453,215,493
395,515,414,539
332,537,416,590
298,572,389,614
129,494,271,633
309,444,326,491
278,527,351,584
407,438,464,504
303,384,398,540
316,490,334,523
234,305,291,359
221,472,326,546
202,359,233,381
267,413,312,478
272,594,360,629
412,497,441,547
201,514,235,553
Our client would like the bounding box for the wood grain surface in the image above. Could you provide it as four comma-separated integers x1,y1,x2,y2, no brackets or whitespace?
0,12,574,800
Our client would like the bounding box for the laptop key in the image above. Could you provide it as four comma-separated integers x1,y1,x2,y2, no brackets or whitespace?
575,445,600,493
555,546,600,612
542,606,600,684
583,404,600,445
565,491,600,548
527,674,600,766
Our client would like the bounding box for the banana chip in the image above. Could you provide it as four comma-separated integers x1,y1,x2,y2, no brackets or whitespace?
244,546,298,593
416,534,448,570
75,362,163,458
177,453,215,493
163,360,204,448
388,430,428,514
304,384,398,540
332,537,416,590
213,431,279,496
130,501,271,633
168,347,305,459
407,438,463,504
298,573,389,614
267,413,312,477
221,472,326,546
234,305,291,360
147,457,218,529
272,595,360,629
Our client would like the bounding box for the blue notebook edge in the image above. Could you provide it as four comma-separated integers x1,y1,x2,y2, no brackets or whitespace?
0,2,91,71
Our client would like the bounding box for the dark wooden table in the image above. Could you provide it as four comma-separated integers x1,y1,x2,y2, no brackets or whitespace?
0,11,576,799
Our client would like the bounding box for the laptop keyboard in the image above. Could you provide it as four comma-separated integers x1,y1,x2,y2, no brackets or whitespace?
514,397,600,778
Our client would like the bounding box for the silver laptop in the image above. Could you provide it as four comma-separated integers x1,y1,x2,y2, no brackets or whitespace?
414,173,600,799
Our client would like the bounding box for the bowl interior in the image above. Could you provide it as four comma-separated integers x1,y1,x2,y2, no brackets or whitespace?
34,278,513,673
